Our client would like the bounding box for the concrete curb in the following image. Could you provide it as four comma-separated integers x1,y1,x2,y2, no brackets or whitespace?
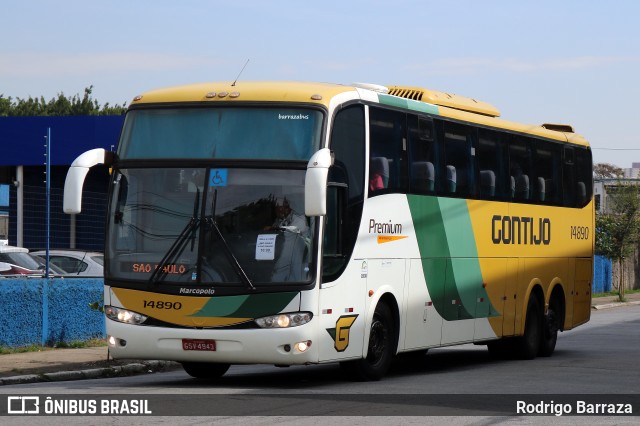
0,360,180,386
592,300,640,310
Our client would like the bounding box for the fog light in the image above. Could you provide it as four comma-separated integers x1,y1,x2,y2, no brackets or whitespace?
108,335,116,347
294,340,312,353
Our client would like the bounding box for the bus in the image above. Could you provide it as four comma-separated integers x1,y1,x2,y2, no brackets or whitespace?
63,81,593,381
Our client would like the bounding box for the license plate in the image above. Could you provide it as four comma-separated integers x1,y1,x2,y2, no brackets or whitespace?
182,339,216,351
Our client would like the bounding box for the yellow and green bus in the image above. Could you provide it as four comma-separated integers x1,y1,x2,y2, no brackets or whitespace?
64,81,593,380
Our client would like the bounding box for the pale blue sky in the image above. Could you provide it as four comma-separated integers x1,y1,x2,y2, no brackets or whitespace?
2,0,639,167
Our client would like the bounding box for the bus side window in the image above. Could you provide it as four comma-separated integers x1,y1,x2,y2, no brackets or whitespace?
369,107,408,196
574,147,593,207
477,129,508,201
324,105,365,282
533,140,562,205
562,147,576,207
442,121,475,197
408,115,439,194
509,138,532,202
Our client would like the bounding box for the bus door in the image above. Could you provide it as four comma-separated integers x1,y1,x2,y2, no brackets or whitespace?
317,261,367,363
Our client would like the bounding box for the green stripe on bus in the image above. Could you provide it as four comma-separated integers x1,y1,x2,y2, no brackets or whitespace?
378,94,439,115
192,292,298,318
407,195,498,320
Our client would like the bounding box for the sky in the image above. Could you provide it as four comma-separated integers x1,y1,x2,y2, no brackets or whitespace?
2,0,639,168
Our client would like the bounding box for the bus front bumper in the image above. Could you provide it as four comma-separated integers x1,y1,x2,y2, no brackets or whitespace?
106,318,318,365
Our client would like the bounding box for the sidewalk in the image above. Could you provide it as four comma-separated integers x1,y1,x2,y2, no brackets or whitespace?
1,293,639,385
0,346,179,385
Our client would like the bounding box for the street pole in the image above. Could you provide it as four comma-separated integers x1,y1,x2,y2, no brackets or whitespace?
45,128,51,278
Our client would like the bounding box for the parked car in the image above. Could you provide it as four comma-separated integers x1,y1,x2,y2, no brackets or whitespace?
31,249,103,277
0,245,65,276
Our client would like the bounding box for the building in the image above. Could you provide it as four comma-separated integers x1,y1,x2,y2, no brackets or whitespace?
0,116,124,250
623,162,640,179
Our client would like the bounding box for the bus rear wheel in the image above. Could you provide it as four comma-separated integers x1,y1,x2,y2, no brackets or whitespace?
182,362,230,379
539,298,561,357
514,296,542,360
341,302,395,381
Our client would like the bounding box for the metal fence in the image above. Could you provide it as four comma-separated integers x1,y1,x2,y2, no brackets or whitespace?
10,184,107,251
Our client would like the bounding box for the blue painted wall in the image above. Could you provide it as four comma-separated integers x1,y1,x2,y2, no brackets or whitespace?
593,255,613,293
0,278,104,347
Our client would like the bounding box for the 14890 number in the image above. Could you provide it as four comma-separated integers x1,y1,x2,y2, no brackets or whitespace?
570,226,589,240
143,300,182,310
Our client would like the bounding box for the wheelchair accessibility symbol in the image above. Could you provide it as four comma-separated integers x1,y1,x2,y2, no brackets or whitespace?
209,169,228,187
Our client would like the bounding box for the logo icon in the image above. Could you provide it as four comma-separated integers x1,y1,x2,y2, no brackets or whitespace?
326,315,358,352
7,396,40,414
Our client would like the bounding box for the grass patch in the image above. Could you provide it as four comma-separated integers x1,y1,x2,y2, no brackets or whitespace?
593,289,640,298
0,338,106,355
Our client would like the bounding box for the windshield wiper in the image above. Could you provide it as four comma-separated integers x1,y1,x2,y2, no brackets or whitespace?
149,188,200,284
207,189,256,291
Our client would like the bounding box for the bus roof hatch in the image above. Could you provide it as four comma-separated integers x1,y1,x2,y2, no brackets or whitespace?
387,85,501,118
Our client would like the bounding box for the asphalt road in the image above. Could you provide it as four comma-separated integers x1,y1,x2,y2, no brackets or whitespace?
2,305,639,425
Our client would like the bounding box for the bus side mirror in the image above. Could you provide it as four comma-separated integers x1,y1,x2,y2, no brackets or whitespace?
305,148,333,216
63,148,114,214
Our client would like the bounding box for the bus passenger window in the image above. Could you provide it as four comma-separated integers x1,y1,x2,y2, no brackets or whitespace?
574,147,593,207
477,129,508,201
532,140,561,205
368,107,408,196
443,122,474,197
509,138,532,202
408,115,439,194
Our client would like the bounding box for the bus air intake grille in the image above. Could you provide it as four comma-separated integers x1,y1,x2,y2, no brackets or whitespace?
388,88,424,101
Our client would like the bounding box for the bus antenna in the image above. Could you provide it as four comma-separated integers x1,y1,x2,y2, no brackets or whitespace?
231,59,250,87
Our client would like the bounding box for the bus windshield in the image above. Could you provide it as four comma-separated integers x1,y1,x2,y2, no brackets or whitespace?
118,107,323,161
107,167,314,286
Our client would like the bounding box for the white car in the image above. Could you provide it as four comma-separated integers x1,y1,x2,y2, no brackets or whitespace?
32,250,103,277
0,245,65,276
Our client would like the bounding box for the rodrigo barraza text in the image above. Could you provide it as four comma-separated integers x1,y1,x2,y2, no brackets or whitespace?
516,400,632,416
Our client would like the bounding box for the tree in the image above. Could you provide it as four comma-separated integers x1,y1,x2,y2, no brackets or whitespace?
0,86,126,116
594,163,624,180
595,182,640,301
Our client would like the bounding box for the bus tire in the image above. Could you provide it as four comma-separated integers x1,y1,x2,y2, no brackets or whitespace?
515,296,542,360
341,302,395,381
539,297,561,357
182,362,230,379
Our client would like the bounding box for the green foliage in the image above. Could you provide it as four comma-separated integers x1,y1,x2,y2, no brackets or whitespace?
596,184,640,259
88,301,104,313
0,86,126,116
596,182,640,301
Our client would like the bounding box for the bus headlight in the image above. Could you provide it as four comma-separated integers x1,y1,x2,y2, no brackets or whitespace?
255,312,312,328
104,305,148,325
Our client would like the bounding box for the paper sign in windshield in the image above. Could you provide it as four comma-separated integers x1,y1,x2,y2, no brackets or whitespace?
256,234,277,260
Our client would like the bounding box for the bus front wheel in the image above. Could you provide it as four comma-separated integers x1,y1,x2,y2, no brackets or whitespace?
182,362,230,379
341,302,396,381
